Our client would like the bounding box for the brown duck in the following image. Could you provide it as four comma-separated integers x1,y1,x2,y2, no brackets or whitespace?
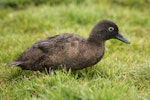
9,20,130,72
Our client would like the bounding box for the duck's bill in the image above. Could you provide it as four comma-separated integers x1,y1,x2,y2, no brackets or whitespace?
115,32,130,44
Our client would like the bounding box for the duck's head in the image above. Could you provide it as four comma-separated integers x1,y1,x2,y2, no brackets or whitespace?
88,20,130,44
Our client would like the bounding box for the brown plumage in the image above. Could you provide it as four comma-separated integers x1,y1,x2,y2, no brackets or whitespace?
8,20,130,72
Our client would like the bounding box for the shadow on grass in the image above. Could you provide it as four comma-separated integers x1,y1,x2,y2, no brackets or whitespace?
1,65,111,85
0,68,42,84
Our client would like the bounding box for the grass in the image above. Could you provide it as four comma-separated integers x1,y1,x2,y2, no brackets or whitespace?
0,0,150,100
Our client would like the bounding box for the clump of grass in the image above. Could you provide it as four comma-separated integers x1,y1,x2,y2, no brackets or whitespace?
0,0,84,9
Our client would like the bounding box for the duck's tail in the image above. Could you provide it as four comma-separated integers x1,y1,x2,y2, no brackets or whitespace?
7,61,23,66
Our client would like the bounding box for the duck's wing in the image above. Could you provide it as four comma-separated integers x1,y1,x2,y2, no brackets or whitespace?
9,33,84,71
37,33,81,53
8,34,61,67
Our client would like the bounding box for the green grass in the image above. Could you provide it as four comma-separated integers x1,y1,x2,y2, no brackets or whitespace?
0,0,150,100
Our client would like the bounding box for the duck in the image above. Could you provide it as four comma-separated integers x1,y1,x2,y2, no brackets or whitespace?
8,20,130,72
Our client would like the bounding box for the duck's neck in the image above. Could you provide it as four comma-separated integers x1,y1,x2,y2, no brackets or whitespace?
87,33,105,45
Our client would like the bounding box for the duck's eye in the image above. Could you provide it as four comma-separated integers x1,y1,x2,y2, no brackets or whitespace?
108,27,114,32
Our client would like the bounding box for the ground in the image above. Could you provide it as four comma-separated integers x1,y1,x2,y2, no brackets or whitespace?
0,0,150,100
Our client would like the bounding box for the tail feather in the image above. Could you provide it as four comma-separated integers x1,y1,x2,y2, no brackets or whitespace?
7,61,23,66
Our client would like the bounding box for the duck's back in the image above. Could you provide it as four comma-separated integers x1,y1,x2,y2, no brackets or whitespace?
11,33,104,71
